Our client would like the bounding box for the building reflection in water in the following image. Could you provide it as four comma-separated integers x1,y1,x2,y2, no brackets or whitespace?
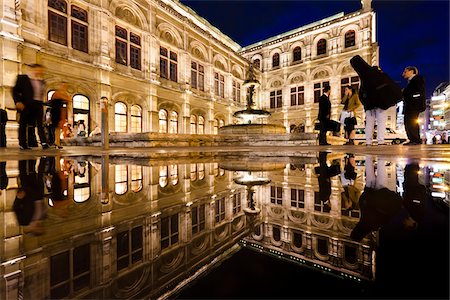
0,153,448,299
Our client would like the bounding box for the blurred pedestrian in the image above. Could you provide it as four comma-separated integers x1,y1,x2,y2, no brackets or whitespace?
12,64,50,150
49,82,70,149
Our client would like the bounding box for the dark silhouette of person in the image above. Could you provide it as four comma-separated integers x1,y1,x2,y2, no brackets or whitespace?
315,151,341,212
12,64,49,150
402,163,427,230
317,85,332,145
13,159,46,235
402,66,426,145
0,108,7,147
350,155,402,241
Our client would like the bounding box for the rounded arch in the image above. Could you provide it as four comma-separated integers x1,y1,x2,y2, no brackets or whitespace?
158,101,181,114
157,23,183,48
268,47,282,57
189,40,209,62
190,108,207,117
231,64,244,79
312,33,330,56
112,91,146,109
289,41,305,51
287,71,307,85
213,54,228,72
109,1,148,31
310,66,333,80
336,61,357,77
267,76,285,89
339,24,360,48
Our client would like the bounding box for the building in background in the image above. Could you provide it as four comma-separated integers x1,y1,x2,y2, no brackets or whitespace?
426,82,450,143
0,0,388,144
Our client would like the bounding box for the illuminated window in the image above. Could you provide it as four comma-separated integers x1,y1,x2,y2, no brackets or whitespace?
232,80,241,103
130,105,142,133
114,102,127,132
169,164,178,185
159,166,168,188
161,214,179,250
160,47,177,82
115,26,141,69
159,109,168,133
192,204,205,235
213,119,219,134
270,186,283,205
74,161,89,203
215,197,225,223
270,90,282,109
198,116,205,134
314,81,330,103
344,30,356,48
115,165,128,195
48,1,88,53
131,165,142,192
214,72,225,98
190,115,197,134
191,62,205,91
198,163,205,180
293,46,302,62
290,86,304,106
73,94,89,110
317,39,327,55
117,226,143,271
219,119,225,128
272,53,280,68
50,243,90,299
190,163,197,181
232,193,241,215
169,111,178,134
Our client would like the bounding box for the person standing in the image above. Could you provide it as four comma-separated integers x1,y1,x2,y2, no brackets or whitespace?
318,85,332,145
350,55,402,146
402,66,426,145
12,64,49,150
340,86,361,145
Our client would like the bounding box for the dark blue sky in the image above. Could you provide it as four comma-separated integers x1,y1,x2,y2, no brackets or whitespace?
180,0,449,97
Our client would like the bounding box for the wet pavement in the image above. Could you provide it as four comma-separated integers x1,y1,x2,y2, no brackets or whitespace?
0,146,448,299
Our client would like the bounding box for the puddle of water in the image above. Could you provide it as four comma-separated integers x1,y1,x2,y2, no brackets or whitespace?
0,152,448,299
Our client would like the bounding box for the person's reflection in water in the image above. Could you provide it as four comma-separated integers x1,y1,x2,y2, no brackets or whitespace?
13,159,46,235
315,151,341,212
340,153,361,212
42,156,70,217
350,155,402,241
402,162,426,230
0,161,8,193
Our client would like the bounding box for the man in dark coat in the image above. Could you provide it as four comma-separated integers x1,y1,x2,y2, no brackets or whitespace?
350,55,402,145
317,85,331,145
315,151,340,212
12,64,49,150
402,163,426,230
402,66,426,145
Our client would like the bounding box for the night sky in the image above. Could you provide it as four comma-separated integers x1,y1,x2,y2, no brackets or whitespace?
180,0,449,98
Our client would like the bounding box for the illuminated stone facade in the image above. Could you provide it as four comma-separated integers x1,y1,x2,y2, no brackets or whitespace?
0,0,398,143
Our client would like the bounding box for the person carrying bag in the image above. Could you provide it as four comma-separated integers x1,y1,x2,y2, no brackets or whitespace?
340,85,361,145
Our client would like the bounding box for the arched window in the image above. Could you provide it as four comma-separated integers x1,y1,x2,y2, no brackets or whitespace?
131,165,142,192
115,165,128,195
273,226,281,241
253,59,261,70
219,119,225,127
74,160,90,203
73,94,89,133
169,111,178,134
169,165,178,185
272,53,280,68
213,119,219,134
114,102,127,132
130,105,142,133
293,47,302,62
198,116,205,134
345,30,356,48
190,115,197,134
159,109,168,133
198,163,205,180
159,166,168,188
47,90,55,101
190,164,197,181
317,39,327,55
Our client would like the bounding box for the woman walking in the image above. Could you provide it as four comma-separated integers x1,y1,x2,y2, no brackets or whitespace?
340,85,361,145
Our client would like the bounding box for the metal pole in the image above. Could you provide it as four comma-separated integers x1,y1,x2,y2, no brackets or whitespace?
100,96,109,150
